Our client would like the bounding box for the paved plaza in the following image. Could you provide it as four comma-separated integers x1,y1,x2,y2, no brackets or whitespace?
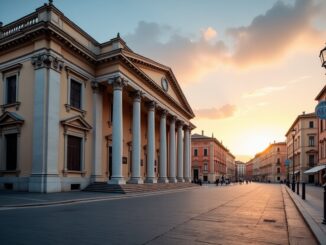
0,183,318,245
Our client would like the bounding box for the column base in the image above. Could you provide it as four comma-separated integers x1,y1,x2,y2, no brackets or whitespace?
127,177,144,184
29,174,61,193
184,177,192,183
158,177,169,183
177,178,185,183
145,177,157,184
169,177,177,183
108,177,126,185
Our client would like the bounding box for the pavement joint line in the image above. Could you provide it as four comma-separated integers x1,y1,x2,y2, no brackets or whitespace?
281,186,291,245
142,185,259,245
0,186,202,210
284,185,325,245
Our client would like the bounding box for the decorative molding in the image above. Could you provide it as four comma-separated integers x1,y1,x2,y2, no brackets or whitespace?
64,104,86,117
111,76,127,90
0,63,22,74
1,101,21,112
31,52,64,72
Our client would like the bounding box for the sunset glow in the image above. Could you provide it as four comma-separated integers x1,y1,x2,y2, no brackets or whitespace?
2,0,325,161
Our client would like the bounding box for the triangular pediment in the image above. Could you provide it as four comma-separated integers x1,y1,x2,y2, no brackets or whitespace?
121,51,195,119
0,111,24,127
61,115,92,131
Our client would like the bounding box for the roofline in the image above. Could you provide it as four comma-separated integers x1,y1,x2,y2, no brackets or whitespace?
285,112,316,136
315,84,326,101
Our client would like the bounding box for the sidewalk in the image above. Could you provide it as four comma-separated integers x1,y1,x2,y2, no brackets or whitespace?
285,184,326,245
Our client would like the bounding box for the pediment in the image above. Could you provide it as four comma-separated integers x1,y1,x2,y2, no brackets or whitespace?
0,111,24,127
122,51,195,119
61,115,92,131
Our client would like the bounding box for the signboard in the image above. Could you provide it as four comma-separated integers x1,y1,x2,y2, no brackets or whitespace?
315,101,326,119
285,159,291,167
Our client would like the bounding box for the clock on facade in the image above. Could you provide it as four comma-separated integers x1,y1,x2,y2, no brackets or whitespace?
161,77,169,92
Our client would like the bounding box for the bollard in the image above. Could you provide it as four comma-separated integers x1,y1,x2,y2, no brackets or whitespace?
302,182,305,200
297,182,299,195
323,184,326,225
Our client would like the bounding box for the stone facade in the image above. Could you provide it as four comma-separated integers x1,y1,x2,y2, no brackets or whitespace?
0,3,195,192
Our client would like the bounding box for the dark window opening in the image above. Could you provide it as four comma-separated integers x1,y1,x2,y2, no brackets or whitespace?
4,183,13,190
309,121,314,128
309,136,315,147
204,148,208,156
194,149,198,156
309,155,315,166
67,135,82,171
71,184,80,190
70,79,82,109
5,133,17,170
6,75,17,104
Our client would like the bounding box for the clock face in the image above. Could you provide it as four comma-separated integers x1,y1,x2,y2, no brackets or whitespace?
161,77,168,92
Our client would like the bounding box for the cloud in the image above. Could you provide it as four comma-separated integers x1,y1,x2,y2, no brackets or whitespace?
194,104,236,119
124,0,325,84
242,86,286,98
201,27,217,41
227,0,324,67
124,22,227,84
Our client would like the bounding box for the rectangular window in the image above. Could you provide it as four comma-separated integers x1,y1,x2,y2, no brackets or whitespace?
309,155,314,166
277,158,280,164
309,121,314,128
204,163,208,171
309,136,315,147
70,79,82,109
204,148,208,156
194,149,198,156
321,120,324,132
67,135,82,171
6,75,17,104
5,133,17,170
277,168,280,173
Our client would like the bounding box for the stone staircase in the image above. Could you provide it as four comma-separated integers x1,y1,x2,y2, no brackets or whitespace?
83,182,198,194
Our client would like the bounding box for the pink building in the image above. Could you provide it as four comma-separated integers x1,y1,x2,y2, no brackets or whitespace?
191,132,232,182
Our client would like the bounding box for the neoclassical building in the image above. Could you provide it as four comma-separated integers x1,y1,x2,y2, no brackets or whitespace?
0,2,195,192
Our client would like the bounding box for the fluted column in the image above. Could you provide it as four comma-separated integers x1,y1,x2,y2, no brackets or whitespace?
108,77,126,185
158,109,168,183
169,116,177,183
128,90,143,184
184,126,191,182
145,101,157,183
177,121,184,182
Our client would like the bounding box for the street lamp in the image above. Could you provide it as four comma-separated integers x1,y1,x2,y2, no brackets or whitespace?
319,46,326,68
291,128,296,192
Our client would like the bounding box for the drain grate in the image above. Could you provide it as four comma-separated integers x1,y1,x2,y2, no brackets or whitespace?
263,219,276,223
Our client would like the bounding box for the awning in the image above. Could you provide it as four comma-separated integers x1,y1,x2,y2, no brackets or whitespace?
304,165,326,174
290,170,300,175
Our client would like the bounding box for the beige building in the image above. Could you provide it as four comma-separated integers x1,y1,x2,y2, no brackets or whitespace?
235,161,245,181
225,150,235,182
285,112,318,183
0,3,195,192
311,85,326,185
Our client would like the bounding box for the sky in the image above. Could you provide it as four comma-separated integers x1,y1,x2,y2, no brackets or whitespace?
1,0,326,161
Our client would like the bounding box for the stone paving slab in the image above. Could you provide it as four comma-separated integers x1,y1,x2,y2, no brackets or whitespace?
146,184,320,245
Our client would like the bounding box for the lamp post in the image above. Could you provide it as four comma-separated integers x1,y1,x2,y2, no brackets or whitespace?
319,46,326,68
291,128,296,192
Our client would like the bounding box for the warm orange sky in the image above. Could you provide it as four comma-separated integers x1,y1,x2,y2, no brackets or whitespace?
2,0,326,161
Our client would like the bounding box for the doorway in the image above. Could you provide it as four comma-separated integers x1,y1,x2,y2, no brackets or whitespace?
193,169,199,181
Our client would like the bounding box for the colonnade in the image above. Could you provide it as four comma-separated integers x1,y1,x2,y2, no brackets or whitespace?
107,76,192,184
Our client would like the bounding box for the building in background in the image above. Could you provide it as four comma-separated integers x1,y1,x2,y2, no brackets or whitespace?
245,160,253,181
226,150,236,182
307,86,326,185
245,142,287,183
0,2,195,192
285,112,318,183
191,131,235,182
235,161,245,181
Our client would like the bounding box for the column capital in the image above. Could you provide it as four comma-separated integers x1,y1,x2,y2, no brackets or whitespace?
129,90,144,101
168,115,177,123
176,120,185,128
32,52,64,72
112,76,128,90
91,81,103,93
146,101,156,110
157,107,168,117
